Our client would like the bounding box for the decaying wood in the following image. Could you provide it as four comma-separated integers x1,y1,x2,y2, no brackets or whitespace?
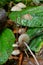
9,55,18,60
13,28,26,34
18,53,23,65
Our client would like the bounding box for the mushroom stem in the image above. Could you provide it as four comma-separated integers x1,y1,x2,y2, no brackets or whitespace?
24,42,40,65
24,49,29,59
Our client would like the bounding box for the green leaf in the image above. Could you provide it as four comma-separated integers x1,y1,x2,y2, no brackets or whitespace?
0,28,15,64
9,6,43,27
26,28,43,38
15,0,21,2
26,28,43,52
29,36,43,52
0,0,11,7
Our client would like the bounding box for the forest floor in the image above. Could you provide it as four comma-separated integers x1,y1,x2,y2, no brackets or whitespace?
22,57,43,65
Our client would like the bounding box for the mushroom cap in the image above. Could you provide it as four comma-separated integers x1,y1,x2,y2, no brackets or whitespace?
18,34,30,46
12,50,20,55
22,14,33,20
18,28,26,34
12,44,19,47
11,2,26,11
16,3,26,8
11,5,22,11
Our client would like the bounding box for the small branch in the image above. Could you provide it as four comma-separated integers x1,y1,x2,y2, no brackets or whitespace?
18,53,23,65
24,49,29,60
24,42,40,65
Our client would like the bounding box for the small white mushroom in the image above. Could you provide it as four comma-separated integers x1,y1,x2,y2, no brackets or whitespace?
22,14,33,20
18,34,39,65
18,28,26,34
11,6,22,11
12,44,19,47
11,2,26,11
16,3,26,9
18,34,30,46
12,49,20,55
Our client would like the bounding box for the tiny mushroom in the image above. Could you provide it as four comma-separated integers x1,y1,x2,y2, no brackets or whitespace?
12,44,19,47
11,5,22,11
18,33,30,46
22,14,33,20
18,28,26,34
18,34,39,65
12,49,20,56
16,3,26,9
11,2,26,11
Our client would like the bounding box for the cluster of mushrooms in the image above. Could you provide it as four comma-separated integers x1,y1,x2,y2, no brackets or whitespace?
11,3,40,65
0,3,41,65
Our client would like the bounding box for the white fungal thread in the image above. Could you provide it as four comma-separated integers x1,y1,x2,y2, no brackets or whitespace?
24,42,40,65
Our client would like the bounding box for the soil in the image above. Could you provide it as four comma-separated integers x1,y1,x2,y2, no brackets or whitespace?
22,57,43,65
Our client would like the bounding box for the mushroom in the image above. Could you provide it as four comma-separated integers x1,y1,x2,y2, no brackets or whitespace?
11,6,22,11
22,14,33,20
12,43,19,47
18,34,30,46
16,3,26,9
18,33,39,65
11,3,26,11
12,49,20,56
18,28,26,34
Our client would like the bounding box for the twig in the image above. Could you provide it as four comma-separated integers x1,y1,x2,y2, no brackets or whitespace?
24,49,29,60
24,42,40,65
18,53,23,65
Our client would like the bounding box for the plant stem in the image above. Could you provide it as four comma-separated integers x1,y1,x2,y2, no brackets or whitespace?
24,42,40,65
